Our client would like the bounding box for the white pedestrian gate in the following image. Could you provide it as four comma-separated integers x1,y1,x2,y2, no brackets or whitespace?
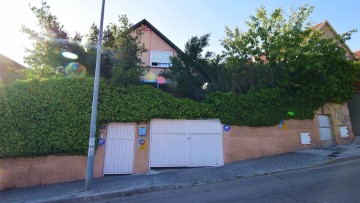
150,119,224,167
103,123,135,174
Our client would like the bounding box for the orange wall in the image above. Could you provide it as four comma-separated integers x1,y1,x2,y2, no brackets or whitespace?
224,102,354,163
133,122,150,174
0,128,106,191
0,103,353,190
224,119,322,163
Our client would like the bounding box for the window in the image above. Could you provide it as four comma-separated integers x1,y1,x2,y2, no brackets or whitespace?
150,50,173,68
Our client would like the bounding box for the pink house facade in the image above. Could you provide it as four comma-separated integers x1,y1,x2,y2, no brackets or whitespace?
313,20,356,60
131,19,182,84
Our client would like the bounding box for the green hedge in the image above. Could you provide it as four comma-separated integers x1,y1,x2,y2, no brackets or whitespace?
0,78,217,158
98,85,215,123
0,78,326,158
204,88,319,126
0,79,94,157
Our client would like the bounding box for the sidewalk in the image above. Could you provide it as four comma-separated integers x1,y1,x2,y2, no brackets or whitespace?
1,138,360,203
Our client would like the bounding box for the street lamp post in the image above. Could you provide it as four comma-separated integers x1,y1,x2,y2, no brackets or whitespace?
85,0,105,191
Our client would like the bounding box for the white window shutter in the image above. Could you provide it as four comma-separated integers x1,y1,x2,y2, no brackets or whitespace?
150,51,173,67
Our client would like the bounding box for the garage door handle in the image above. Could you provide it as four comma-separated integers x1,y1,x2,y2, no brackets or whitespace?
187,138,191,139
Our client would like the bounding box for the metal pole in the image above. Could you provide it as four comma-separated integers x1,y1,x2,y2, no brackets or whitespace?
85,0,105,191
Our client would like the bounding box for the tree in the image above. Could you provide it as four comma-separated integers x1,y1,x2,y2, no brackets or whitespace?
22,0,88,79
22,1,146,84
108,15,148,86
84,23,111,78
85,15,148,85
222,5,358,103
162,34,229,100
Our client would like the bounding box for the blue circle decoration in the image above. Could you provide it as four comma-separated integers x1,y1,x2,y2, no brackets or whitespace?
139,139,145,145
98,138,105,146
223,124,230,132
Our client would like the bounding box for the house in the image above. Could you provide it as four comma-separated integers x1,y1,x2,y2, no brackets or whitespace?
131,19,182,84
312,20,356,61
354,50,360,61
313,20,359,137
0,53,25,83
0,54,25,70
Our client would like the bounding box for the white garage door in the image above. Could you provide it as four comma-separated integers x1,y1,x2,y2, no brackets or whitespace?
150,119,224,167
104,123,135,174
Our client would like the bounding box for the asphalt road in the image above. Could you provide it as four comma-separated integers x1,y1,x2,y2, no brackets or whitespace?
96,159,360,203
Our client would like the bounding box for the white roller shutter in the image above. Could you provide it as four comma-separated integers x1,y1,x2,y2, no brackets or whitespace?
150,119,223,167
150,50,173,67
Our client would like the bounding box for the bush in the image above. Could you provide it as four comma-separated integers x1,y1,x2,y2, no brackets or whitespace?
0,77,350,158
0,78,216,158
0,78,94,157
204,88,318,126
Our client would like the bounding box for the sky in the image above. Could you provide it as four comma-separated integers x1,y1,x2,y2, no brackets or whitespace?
1,0,360,66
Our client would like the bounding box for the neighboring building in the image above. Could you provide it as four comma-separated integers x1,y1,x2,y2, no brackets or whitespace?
0,53,25,70
0,54,25,83
353,50,360,93
313,20,360,137
350,50,360,136
131,19,182,84
313,20,359,136
313,20,356,61
354,50,360,61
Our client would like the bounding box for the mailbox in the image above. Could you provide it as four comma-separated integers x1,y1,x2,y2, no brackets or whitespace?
139,126,147,136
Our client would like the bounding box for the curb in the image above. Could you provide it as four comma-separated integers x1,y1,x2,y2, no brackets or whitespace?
47,185,182,203
325,153,360,165
43,153,360,203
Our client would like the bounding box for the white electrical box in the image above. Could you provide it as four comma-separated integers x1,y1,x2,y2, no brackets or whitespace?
339,126,349,137
300,133,311,144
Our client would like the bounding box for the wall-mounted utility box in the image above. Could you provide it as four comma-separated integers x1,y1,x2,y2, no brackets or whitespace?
339,126,349,137
300,133,311,144
139,126,147,136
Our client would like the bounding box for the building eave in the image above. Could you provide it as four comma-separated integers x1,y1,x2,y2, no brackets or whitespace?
131,19,184,55
314,20,355,60
0,54,26,70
